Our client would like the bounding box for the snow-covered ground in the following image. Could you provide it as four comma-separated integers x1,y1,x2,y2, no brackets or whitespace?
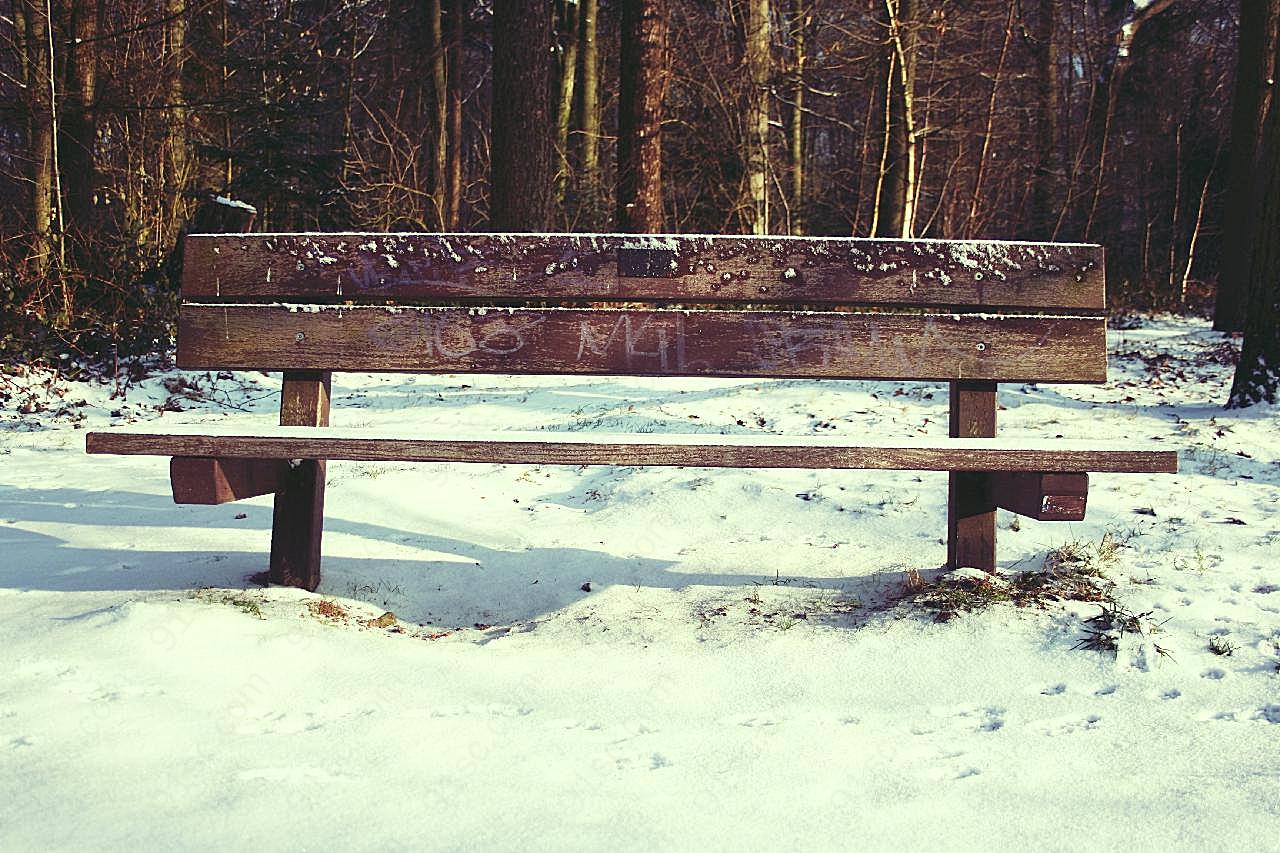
1,315,1277,850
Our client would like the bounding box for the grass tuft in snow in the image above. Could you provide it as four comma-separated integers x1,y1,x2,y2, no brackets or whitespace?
1207,635,1238,657
1073,601,1173,660
903,534,1122,622
906,568,1014,622
191,588,264,619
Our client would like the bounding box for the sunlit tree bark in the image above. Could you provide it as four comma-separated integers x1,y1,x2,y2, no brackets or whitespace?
617,0,668,232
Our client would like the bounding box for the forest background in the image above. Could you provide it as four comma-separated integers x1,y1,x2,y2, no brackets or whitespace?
2,0,1278,402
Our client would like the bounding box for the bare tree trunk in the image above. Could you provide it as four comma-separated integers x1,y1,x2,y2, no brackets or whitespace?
219,0,233,188
13,0,31,88
428,0,448,229
617,0,668,232
1215,0,1279,331
1180,157,1214,304
875,0,916,238
965,2,1015,238
446,0,464,228
788,0,806,235
164,0,189,247
23,0,58,282
490,0,555,231
1079,0,1178,240
1031,0,1061,239
579,0,601,227
1228,0,1280,406
554,0,579,212
744,0,770,234
61,0,99,257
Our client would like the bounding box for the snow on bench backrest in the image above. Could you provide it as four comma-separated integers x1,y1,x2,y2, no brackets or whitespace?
175,233,1107,384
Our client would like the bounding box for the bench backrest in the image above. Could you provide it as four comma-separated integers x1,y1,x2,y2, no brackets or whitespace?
178,234,1106,383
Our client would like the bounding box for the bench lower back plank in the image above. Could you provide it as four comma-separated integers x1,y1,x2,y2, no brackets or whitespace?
177,305,1106,383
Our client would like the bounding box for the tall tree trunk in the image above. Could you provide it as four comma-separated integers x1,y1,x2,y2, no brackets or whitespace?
428,0,448,229
446,0,464,229
1228,1,1280,406
554,0,579,212
1072,0,1177,240
61,0,99,257
617,0,668,232
164,0,189,247
788,0,806,235
13,0,31,88
490,0,555,231
1215,1,1279,332
874,0,916,238
1031,0,1060,239
744,0,770,234
579,0,601,227
23,0,58,281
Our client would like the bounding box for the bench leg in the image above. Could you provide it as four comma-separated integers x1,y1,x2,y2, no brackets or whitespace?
948,380,996,571
269,371,331,590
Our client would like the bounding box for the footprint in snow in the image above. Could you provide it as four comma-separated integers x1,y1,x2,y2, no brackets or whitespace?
13,660,76,679
1162,689,1182,700
612,751,671,771
925,705,1005,733
233,710,327,736
419,703,534,719
1201,668,1228,680
233,705,374,736
921,764,983,782
1041,683,1067,696
1028,714,1102,737
726,715,784,728
1254,705,1280,724
237,767,350,783
1094,685,1118,697
1204,709,1242,722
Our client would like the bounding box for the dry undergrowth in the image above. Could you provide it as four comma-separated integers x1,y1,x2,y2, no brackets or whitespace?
306,599,351,623
902,534,1122,623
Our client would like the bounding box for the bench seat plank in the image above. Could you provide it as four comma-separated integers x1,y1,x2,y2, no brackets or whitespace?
177,305,1107,383
87,428,1177,473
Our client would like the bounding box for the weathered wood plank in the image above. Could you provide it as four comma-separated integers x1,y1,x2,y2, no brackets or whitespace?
948,380,998,571
170,457,289,504
268,370,331,591
85,429,1179,473
181,233,1105,310
992,472,1088,521
175,305,1106,383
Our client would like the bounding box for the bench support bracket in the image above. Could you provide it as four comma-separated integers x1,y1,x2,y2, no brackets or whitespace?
269,370,331,590
992,472,1088,521
170,457,289,504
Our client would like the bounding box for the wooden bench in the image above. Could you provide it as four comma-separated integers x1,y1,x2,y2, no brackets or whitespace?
86,233,1178,592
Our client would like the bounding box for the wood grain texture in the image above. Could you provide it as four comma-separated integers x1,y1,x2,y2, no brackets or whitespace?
175,305,1107,383
170,457,288,504
992,472,1088,521
948,380,998,571
181,233,1105,310
268,371,331,591
85,430,1179,473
